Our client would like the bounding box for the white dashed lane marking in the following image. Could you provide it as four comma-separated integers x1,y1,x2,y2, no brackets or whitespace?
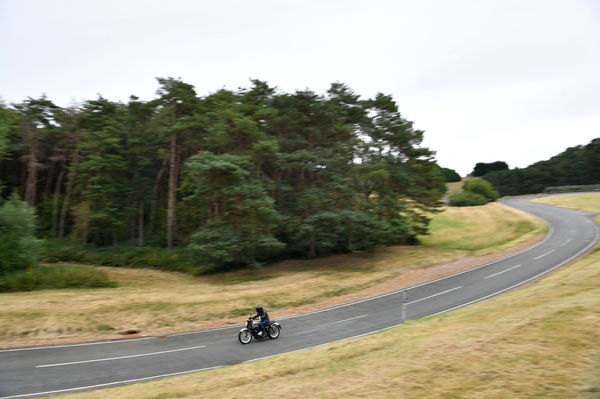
407,286,463,305
483,264,522,279
533,249,555,260
37,345,207,368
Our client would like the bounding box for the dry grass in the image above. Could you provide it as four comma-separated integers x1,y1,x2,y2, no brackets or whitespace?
420,202,545,251
0,202,545,348
445,179,465,197
52,222,600,399
530,193,600,214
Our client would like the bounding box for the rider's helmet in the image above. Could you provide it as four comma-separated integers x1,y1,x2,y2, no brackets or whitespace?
256,305,264,315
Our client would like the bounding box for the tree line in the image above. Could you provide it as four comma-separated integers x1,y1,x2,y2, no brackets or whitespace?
0,79,447,271
481,138,600,196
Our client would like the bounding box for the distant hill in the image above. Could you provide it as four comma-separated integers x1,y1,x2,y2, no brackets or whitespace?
484,138,600,196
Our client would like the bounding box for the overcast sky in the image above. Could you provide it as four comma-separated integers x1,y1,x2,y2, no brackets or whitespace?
1,0,598,176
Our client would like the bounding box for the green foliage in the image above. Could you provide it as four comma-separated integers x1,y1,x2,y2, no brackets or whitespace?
72,98,131,245
448,178,499,207
182,152,284,269
0,264,116,292
448,191,489,207
439,166,461,182
0,196,43,274
1,79,447,273
463,178,499,202
485,138,600,196
0,104,18,161
471,161,509,177
43,239,196,274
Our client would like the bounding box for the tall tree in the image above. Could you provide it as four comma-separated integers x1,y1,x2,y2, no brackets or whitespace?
72,97,130,245
125,96,162,246
154,78,200,248
0,104,19,195
182,152,283,268
12,96,59,206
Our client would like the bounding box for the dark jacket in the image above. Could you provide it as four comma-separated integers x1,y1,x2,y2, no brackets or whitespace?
252,309,270,322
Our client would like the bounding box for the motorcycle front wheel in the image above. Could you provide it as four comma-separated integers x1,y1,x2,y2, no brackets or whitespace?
238,330,252,344
268,325,280,339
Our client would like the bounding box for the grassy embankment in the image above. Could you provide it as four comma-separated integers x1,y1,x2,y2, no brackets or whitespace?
51,194,600,399
531,193,600,222
0,201,545,347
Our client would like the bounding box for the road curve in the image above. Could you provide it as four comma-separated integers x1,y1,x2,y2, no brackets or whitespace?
1,196,598,399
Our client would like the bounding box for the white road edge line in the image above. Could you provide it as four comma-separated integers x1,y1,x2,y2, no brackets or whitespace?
0,366,221,399
428,218,600,318
36,345,206,368
483,264,522,279
407,286,462,305
0,337,156,353
533,249,555,260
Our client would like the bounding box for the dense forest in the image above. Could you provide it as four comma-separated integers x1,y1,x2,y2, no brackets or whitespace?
483,138,600,196
0,79,447,271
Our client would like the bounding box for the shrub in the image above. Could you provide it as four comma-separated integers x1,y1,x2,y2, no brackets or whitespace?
0,264,116,292
463,178,500,202
440,167,461,182
43,239,197,274
448,191,489,207
0,196,43,274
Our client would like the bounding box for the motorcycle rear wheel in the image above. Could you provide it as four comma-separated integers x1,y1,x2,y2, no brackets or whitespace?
268,325,280,339
238,330,252,344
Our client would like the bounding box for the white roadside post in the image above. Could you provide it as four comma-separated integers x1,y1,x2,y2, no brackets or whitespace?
401,290,408,322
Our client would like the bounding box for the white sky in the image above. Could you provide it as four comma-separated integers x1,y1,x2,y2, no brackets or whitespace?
1,0,599,176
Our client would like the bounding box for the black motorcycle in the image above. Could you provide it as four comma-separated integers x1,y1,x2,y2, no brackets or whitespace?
238,315,281,344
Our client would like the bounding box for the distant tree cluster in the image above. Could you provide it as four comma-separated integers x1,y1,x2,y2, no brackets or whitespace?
470,161,508,177
481,139,600,196
0,79,446,271
438,166,461,182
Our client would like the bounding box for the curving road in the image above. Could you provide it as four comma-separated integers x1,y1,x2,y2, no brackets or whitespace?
1,196,598,399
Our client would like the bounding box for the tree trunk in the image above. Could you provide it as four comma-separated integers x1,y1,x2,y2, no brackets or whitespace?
137,200,145,246
24,127,38,206
167,133,178,249
51,166,65,238
59,148,79,238
149,166,165,234
44,159,55,202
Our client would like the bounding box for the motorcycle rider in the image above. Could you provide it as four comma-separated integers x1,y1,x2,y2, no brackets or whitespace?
251,305,270,337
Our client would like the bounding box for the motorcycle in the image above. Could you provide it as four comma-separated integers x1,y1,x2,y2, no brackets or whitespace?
238,315,281,344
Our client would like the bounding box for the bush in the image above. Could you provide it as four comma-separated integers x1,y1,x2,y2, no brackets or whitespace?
448,191,489,207
0,264,116,292
440,167,461,182
43,239,197,274
0,196,43,274
463,178,500,202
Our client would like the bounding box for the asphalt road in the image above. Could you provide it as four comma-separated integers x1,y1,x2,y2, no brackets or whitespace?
1,196,598,399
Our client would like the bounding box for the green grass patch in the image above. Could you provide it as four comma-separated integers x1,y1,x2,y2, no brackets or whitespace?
426,214,469,233
96,324,115,332
0,264,116,292
419,203,545,252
